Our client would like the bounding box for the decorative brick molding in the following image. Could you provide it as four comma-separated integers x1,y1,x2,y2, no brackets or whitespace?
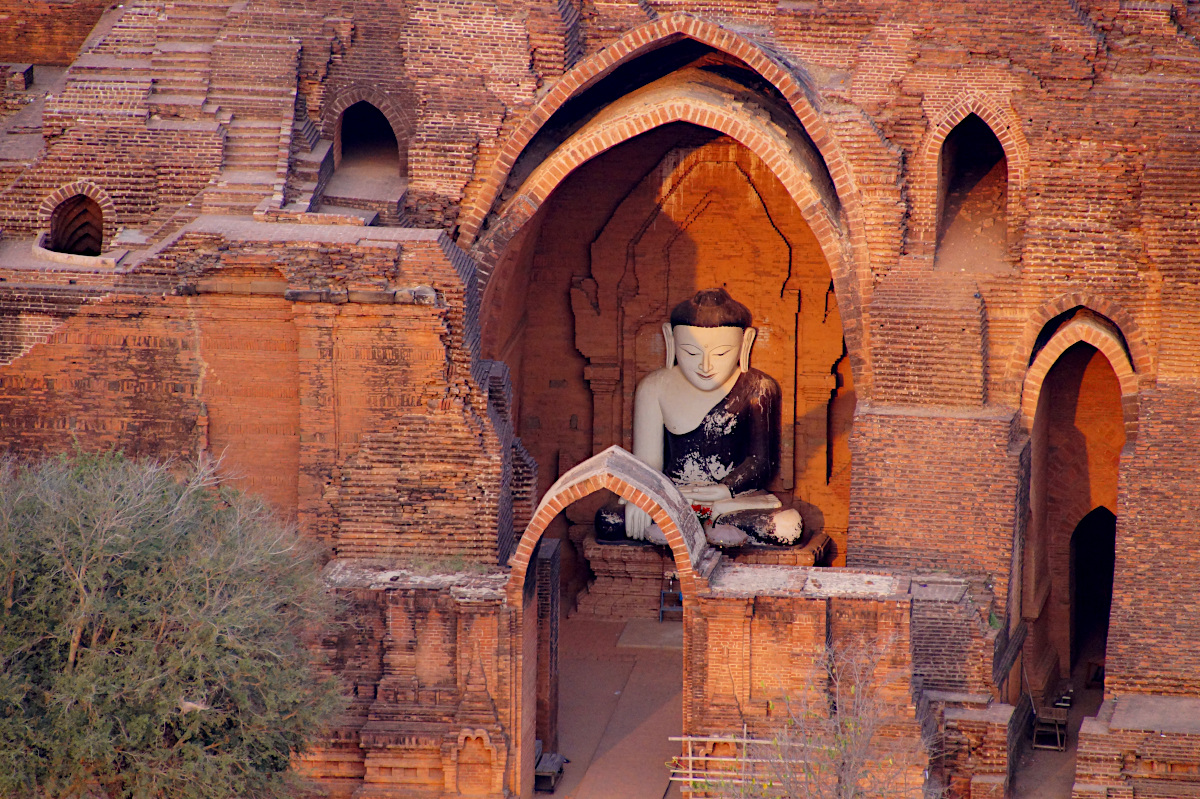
506,445,718,604
1021,313,1140,439
36,180,117,248
908,93,1029,255
456,12,858,250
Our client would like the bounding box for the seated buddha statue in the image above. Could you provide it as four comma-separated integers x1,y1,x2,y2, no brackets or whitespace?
595,288,803,547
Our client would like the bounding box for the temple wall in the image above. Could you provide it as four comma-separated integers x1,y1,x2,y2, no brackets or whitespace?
0,0,111,65
4,1,1200,796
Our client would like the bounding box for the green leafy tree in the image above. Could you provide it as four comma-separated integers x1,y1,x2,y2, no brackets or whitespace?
0,453,342,799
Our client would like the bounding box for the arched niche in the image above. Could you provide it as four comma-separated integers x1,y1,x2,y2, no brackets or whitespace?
935,113,1009,272
48,194,103,256
321,92,411,219
336,100,400,173
483,121,857,577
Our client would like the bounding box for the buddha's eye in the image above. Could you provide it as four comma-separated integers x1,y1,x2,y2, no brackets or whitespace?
680,346,701,356
712,347,734,357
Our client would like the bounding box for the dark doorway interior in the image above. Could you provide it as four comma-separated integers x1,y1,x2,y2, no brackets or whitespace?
49,194,103,256
1070,506,1116,678
340,101,398,167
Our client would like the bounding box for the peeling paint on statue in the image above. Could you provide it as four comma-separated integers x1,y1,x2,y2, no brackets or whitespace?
596,288,803,546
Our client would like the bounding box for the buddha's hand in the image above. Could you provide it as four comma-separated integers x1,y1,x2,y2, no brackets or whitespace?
624,502,653,539
678,483,733,503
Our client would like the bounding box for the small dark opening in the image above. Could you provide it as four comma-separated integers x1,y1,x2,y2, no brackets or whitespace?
340,101,398,164
49,194,103,256
1070,506,1116,673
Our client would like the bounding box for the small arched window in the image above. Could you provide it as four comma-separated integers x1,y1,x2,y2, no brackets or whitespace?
48,194,103,256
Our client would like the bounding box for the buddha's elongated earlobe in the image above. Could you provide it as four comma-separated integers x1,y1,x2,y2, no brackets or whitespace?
739,327,756,373
662,322,675,368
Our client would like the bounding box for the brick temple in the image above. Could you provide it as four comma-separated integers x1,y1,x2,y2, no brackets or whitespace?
2,0,1199,796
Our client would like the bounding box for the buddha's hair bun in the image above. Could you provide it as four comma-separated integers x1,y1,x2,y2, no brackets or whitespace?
669,287,752,329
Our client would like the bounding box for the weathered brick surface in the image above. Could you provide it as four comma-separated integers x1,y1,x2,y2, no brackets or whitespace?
0,0,110,65
4,0,1200,795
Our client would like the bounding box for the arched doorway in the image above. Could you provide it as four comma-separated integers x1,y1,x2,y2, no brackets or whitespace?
506,448,709,797
324,101,406,221
1070,506,1116,675
48,194,103,256
1024,339,1125,697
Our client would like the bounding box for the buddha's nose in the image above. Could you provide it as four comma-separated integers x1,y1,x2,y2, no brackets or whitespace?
701,351,713,372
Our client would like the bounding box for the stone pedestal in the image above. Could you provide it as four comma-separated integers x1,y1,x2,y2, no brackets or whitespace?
575,531,672,619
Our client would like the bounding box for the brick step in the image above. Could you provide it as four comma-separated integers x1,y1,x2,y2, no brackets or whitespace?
152,83,206,98
209,80,293,96
293,114,320,151
292,139,332,181
160,7,229,22
207,98,292,116
151,51,211,67
155,40,213,54
224,149,281,168
200,181,273,214
157,32,222,45
147,93,209,118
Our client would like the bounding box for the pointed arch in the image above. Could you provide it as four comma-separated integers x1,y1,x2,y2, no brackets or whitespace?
910,94,1029,255
505,446,717,605
1004,293,1152,403
37,181,116,252
467,64,871,395
323,85,413,171
456,13,857,251
1021,314,1139,441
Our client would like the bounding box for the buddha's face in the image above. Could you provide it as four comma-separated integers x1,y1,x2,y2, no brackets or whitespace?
672,325,745,391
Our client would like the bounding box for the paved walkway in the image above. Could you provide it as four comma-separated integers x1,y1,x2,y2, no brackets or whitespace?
551,618,684,799
1010,635,1107,798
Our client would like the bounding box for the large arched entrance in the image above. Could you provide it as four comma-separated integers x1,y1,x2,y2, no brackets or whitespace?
1025,337,1125,691
479,27,857,797
1013,315,1131,795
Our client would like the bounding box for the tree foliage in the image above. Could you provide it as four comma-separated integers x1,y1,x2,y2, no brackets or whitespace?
702,637,940,799
0,453,342,799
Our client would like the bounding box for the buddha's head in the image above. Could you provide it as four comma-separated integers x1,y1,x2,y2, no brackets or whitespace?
664,288,757,391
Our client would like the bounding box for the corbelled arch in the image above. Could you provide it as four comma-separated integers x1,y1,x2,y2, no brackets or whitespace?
909,93,1029,255
471,72,872,396
456,12,857,251
457,14,877,393
1020,314,1139,441
37,181,116,250
506,446,717,605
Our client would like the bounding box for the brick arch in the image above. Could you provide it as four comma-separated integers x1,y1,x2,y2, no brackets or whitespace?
37,181,117,249
506,446,716,605
472,74,872,394
456,12,857,250
322,85,412,167
909,94,1029,254
1004,293,1153,400
1020,315,1139,440
491,80,842,275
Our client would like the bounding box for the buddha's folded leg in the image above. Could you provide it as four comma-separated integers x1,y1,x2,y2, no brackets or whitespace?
715,507,803,545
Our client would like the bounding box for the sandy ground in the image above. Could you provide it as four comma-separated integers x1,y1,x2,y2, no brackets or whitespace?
550,617,684,799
